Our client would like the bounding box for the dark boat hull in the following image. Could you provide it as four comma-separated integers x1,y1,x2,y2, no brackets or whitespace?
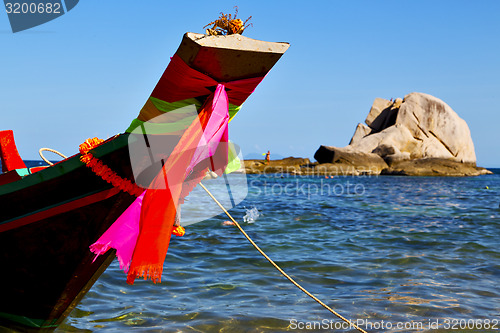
0,135,136,330
0,32,289,331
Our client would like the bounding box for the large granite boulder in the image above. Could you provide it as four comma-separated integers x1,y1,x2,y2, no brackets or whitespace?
349,123,371,145
381,159,492,177
351,92,476,164
395,93,475,163
314,92,487,176
365,97,400,132
314,145,388,174
349,123,420,162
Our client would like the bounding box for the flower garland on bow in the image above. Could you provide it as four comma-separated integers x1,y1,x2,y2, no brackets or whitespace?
79,138,144,197
89,53,264,285
79,138,186,239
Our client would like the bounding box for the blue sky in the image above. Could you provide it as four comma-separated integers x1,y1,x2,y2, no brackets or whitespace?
1,1,499,166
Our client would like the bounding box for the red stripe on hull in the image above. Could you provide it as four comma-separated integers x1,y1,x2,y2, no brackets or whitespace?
0,188,121,232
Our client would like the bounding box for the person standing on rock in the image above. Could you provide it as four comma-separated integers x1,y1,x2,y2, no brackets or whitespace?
265,150,270,164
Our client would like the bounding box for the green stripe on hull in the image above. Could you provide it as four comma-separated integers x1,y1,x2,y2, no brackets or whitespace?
0,311,58,329
0,134,131,196
125,97,242,134
150,97,201,113
150,96,241,119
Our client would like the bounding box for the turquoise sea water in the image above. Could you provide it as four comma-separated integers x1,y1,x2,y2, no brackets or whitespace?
59,171,499,332
14,163,500,332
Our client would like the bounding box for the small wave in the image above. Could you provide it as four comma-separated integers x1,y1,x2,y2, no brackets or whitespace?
243,207,260,223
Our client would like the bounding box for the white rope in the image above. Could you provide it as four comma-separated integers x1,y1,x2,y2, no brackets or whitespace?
39,148,67,166
199,182,368,333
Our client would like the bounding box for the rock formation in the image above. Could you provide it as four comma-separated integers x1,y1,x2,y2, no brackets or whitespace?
244,157,310,175
314,92,491,176
242,93,491,176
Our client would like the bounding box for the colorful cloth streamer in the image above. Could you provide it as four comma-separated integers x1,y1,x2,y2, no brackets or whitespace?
126,85,229,284
151,54,264,106
224,141,242,174
89,191,145,273
90,54,264,284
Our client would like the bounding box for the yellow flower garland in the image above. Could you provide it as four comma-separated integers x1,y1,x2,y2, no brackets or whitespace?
79,138,143,197
79,137,185,237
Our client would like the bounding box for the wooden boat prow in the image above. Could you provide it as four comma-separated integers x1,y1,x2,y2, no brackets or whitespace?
0,32,289,332
177,32,289,81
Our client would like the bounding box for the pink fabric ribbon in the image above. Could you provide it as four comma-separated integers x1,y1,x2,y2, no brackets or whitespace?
90,54,264,281
90,85,230,275
89,191,144,273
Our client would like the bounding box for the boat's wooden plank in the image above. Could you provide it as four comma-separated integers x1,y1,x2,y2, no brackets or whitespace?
176,33,289,82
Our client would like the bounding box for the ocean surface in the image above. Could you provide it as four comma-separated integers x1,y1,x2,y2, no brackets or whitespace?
10,163,500,332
